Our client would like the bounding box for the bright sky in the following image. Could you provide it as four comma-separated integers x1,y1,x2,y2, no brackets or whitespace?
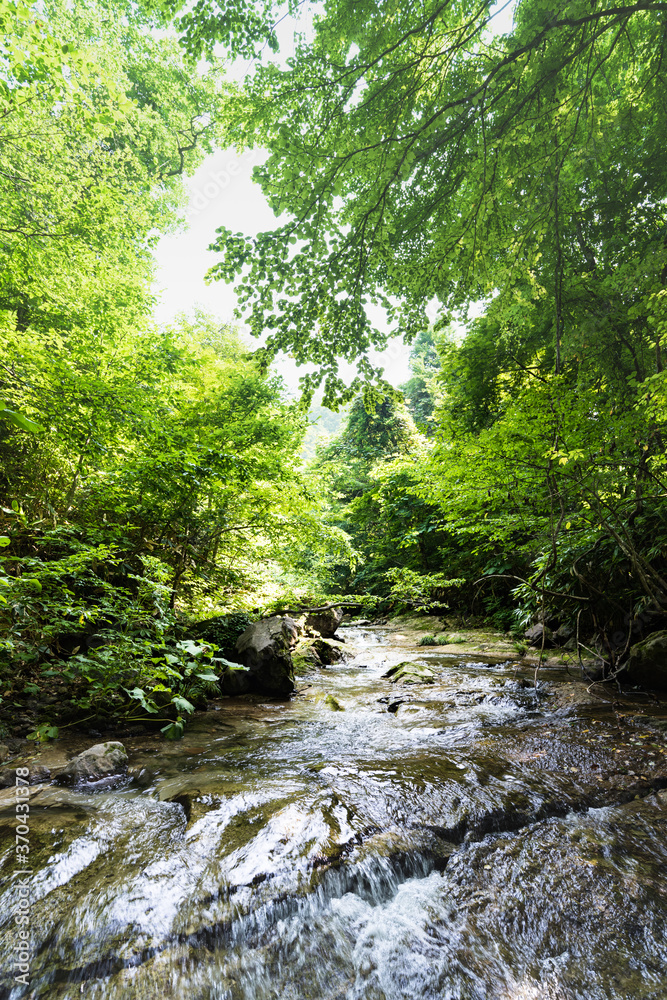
152,1,516,394
152,145,414,393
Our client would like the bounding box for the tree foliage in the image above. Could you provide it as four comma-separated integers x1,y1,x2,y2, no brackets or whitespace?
0,1,338,737
195,0,667,406
205,0,666,656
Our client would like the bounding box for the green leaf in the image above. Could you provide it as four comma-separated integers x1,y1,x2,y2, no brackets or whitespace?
176,639,208,657
213,657,249,673
161,717,185,740
26,723,58,742
171,695,195,714
0,408,45,434
123,686,159,713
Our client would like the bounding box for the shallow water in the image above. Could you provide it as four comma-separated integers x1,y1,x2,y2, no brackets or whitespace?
1,627,667,999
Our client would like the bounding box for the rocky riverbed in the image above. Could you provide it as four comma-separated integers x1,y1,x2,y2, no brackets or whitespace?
1,622,666,999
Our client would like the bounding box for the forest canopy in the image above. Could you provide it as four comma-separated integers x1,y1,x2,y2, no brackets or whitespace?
198,0,667,401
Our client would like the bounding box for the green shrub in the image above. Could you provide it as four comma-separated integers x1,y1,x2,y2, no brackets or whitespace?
183,611,256,657
0,530,247,739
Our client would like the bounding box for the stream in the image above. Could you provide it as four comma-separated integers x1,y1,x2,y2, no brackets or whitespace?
1,625,667,999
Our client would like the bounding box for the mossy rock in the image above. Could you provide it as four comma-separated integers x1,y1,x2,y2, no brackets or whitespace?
292,638,322,676
312,637,348,664
292,637,350,675
626,631,667,691
382,661,435,684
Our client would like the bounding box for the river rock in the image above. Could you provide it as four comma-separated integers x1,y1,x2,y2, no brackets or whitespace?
234,616,297,696
625,631,667,690
305,606,344,638
382,661,435,684
524,623,556,647
0,764,51,788
554,624,574,645
315,637,350,664
293,636,351,674
56,741,128,786
546,681,601,711
292,638,323,675
218,660,253,695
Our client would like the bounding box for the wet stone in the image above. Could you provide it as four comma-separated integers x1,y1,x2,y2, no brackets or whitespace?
0,763,51,788
382,661,436,684
55,740,128,787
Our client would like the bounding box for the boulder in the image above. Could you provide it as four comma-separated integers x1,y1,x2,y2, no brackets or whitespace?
234,616,297,696
554,624,574,645
305,606,344,638
312,637,349,664
292,638,323,675
56,742,128,786
218,661,253,696
524,623,556,648
382,661,435,684
625,631,667,691
292,636,351,675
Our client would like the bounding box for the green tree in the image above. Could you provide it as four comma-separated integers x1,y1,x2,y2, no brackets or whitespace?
184,1,666,404
0,0,230,518
317,394,419,494
310,394,439,593
1,0,230,296
73,314,315,603
400,327,442,434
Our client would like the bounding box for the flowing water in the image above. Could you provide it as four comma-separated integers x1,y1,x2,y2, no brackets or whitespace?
2,626,667,999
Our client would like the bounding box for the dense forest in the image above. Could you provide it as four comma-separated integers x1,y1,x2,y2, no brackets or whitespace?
2,0,667,740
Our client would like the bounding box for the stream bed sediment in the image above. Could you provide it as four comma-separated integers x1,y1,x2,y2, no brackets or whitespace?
1,624,667,999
